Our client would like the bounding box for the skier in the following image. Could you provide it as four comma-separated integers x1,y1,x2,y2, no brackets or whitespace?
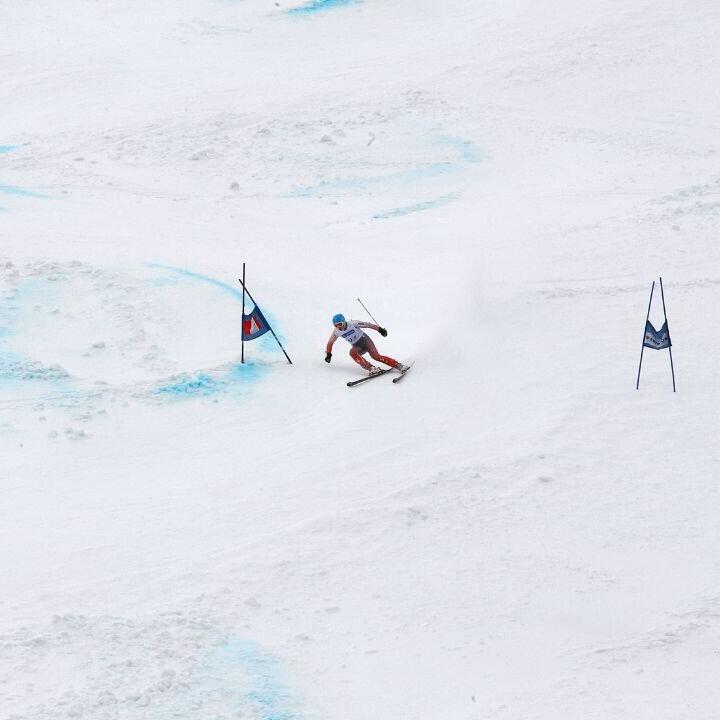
325,313,406,376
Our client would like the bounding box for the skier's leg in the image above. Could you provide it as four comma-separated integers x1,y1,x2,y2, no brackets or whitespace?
350,347,373,370
365,337,399,368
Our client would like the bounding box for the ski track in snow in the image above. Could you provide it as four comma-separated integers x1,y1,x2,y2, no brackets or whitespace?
372,192,460,220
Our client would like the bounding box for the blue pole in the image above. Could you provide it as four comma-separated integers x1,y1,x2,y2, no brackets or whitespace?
241,262,246,364
636,281,654,390
659,276,676,392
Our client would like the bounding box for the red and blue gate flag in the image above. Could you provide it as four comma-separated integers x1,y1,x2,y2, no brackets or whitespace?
643,320,671,350
242,305,271,341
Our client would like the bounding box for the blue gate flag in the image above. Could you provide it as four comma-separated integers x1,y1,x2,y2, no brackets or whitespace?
643,320,671,350
242,305,271,341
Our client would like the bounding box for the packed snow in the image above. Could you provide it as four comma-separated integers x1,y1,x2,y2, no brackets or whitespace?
2,1,720,718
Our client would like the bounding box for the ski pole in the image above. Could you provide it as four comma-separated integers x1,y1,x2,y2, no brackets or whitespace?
356,297,381,326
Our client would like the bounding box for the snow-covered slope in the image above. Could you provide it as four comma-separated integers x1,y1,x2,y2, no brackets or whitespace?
2,1,720,718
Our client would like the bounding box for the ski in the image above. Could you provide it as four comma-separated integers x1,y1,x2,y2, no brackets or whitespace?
347,368,392,387
392,362,414,383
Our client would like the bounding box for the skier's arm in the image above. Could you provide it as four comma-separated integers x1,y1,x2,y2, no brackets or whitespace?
356,321,387,337
325,332,338,355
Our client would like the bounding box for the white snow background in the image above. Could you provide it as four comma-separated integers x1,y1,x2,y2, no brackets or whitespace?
2,1,720,718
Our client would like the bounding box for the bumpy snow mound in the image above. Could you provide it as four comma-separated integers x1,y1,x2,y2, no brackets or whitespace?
1,612,301,720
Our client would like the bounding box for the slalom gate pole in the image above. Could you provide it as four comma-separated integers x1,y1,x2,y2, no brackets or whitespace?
241,262,246,364
237,277,293,365
636,281,655,390
659,276,676,392
357,297,380,326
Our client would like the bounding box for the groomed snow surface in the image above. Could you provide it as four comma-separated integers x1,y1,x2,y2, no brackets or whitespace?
2,1,720,718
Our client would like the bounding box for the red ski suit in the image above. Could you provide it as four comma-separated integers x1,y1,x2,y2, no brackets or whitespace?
326,321,399,371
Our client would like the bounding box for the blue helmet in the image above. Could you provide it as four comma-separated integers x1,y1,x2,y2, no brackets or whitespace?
332,313,346,326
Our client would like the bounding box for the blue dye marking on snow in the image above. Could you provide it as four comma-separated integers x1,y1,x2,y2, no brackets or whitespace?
146,274,182,288
373,192,460,220
436,135,483,163
0,351,69,385
156,372,219,397
0,278,70,388
155,362,266,399
0,184,50,199
147,262,285,345
0,347,70,389
286,162,455,198
0,147,52,204
287,135,482,198
227,361,266,385
288,0,361,15
0,284,28,372
147,262,245,302
146,264,282,399
197,638,301,720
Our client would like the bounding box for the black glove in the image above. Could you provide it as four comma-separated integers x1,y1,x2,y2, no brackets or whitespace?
378,327,388,337
325,352,332,363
